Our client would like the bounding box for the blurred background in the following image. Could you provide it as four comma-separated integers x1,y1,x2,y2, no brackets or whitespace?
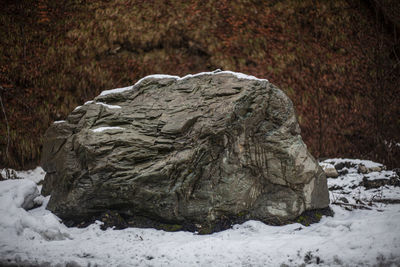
0,0,399,170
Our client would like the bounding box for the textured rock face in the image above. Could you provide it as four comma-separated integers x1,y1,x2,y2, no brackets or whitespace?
41,70,329,231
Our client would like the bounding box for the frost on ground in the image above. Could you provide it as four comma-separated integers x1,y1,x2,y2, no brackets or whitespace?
0,159,399,267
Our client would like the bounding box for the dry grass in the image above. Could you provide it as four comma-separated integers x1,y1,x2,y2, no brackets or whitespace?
0,0,399,169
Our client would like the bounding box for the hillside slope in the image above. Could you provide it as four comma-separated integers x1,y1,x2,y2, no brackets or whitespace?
0,0,399,169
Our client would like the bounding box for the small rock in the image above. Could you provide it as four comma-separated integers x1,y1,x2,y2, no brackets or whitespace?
99,210,127,230
21,187,40,210
338,197,349,203
33,195,45,207
358,164,368,174
389,176,400,187
360,176,394,189
321,164,339,178
334,162,345,171
368,166,382,172
337,161,356,169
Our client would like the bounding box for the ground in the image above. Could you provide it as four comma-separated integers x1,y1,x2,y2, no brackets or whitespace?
0,159,399,266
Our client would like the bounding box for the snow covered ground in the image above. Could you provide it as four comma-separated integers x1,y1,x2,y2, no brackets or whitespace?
0,159,399,267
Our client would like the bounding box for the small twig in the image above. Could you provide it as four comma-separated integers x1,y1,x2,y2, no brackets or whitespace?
332,201,373,210
330,191,339,203
373,198,400,204
0,86,10,160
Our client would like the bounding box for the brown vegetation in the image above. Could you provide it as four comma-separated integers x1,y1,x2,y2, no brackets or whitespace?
0,0,399,169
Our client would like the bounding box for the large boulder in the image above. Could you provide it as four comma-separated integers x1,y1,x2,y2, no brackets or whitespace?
41,70,329,232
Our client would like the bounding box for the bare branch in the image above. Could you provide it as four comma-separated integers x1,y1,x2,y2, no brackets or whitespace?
0,86,10,161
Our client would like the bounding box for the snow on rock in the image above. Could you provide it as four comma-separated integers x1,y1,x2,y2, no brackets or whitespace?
54,100,121,124
90,126,124,133
72,101,95,111
177,70,267,82
94,102,121,109
135,74,180,86
99,85,135,96
1,159,400,266
320,162,339,178
98,70,268,96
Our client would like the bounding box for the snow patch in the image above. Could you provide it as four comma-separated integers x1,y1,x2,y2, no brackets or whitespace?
319,162,335,170
99,85,134,96
14,167,45,184
136,74,180,85
1,167,45,184
91,126,124,133
98,71,268,96
0,179,70,243
324,158,383,169
177,70,267,82
72,100,121,111
1,159,399,266
53,120,66,124
320,158,400,208
95,102,121,109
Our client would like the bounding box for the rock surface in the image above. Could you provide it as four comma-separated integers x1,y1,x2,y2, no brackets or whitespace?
41,70,329,232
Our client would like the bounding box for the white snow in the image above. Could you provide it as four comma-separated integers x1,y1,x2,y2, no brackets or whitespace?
320,159,400,206
98,70,268,96
95,102,122,109
53,120,66,124
99,85,135,96
323,158,383,169
0,179,70,248
365,170,394,180
178,70,267,82
68,100,120,116
319,162,335,170
320,159,393,192
90,126,124,133
136,74,181,86
1,159,399,266
1,167,45,184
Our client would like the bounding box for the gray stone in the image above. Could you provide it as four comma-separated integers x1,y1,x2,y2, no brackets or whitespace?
21,187,40,211
358,164,382,174
321,163,339,178
338,197,349,204
41,71,329,231
369,166,382,173
358,164,368,174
